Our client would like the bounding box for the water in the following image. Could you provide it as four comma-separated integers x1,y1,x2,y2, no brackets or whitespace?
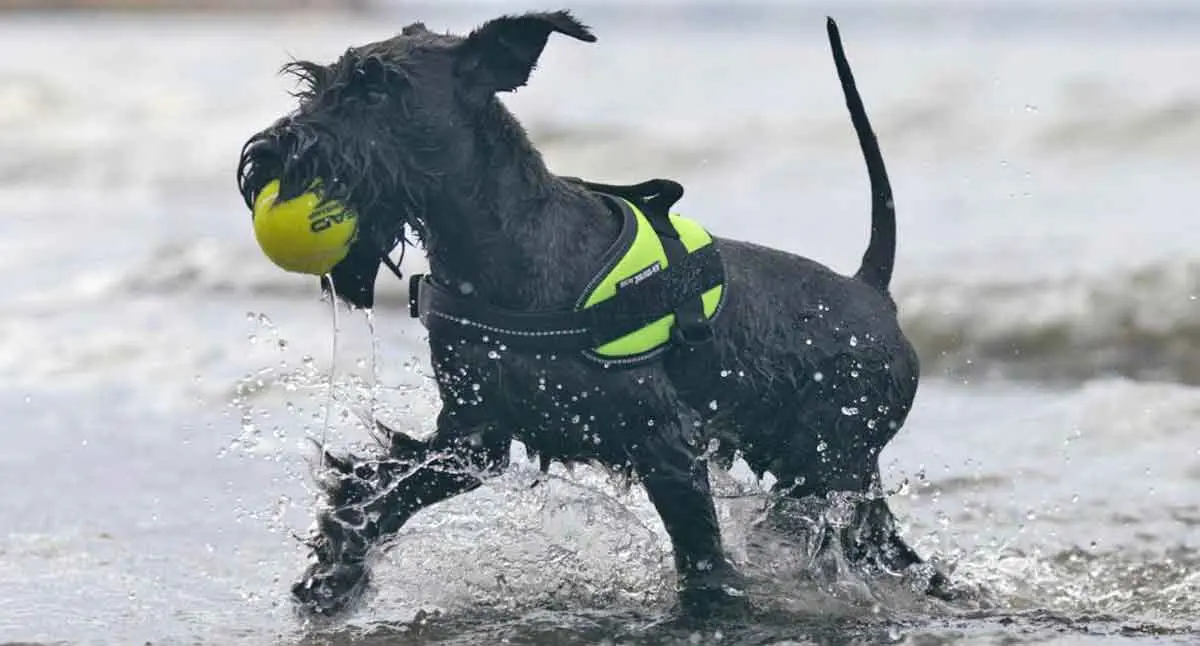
1,1,1198,644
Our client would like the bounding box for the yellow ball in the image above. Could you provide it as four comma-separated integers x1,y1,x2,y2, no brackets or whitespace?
252,179,358,276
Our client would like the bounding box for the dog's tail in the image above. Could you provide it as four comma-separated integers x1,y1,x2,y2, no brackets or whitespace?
827,17,896,295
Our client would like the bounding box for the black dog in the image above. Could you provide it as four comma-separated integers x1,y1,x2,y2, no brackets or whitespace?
237,11,950,618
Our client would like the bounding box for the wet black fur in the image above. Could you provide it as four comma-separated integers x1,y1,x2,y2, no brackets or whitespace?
237,11,953,619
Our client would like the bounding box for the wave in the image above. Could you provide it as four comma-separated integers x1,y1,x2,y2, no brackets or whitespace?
895,258,1200,385
11,99,1200,183
4,77,1200,195
117,241,1200,386
119,238,425,303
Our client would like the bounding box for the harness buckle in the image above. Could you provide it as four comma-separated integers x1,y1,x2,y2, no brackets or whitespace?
672,320,714,347
408,273,425,319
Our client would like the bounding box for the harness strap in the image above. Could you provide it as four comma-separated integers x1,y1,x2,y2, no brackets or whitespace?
643,210,713,346
567,178,712,346
409,243,723,353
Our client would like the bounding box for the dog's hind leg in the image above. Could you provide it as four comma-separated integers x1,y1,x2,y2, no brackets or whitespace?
749,361,954,598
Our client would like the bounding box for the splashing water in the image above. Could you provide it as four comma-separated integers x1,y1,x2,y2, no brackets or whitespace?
363,307,386,448
318,275,340,474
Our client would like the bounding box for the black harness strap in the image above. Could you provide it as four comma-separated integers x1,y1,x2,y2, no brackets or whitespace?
580,243,721,344
568,179,714,346
410,243,723,353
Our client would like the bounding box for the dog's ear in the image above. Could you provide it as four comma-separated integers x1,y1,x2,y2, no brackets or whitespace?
456,10,596,95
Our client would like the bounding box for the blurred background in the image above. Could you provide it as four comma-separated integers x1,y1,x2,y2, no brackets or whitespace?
1,1,1198,644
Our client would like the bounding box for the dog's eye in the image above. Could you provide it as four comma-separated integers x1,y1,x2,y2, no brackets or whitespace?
354,57,405,106
359,57,388,84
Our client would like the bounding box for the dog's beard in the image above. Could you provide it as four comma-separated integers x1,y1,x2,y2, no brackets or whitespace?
237,125,430,290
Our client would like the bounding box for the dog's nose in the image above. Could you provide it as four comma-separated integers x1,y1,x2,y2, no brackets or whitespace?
237,138,283,209
239,126,321,206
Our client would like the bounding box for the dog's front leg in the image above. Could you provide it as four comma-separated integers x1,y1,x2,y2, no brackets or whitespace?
632,412,748,617
293,402,510,618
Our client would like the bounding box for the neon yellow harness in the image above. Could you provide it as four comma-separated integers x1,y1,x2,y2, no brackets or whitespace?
579,198,724,361
409,179,726,367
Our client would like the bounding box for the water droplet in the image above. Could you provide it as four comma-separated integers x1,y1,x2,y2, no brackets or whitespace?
1024,103,1039,113
849,335,858,347
841,406,859,416
708,400,718,411
487,350,501,360
813,372,824,382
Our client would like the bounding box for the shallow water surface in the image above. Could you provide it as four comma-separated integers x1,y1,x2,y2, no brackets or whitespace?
0,1,1197,644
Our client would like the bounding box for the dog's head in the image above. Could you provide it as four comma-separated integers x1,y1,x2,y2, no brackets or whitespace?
237,11,596,308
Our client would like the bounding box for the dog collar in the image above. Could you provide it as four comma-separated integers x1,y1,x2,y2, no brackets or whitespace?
407,179,726,368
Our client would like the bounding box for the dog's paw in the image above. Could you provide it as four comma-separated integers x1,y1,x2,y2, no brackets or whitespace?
292,559,371,618
291,510,376,618
676,562,753,620
676,581,752,621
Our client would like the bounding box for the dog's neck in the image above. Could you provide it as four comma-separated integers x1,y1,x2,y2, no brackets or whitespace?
419,105,621,311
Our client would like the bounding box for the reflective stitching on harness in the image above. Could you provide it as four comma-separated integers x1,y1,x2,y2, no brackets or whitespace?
425,310,590,337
